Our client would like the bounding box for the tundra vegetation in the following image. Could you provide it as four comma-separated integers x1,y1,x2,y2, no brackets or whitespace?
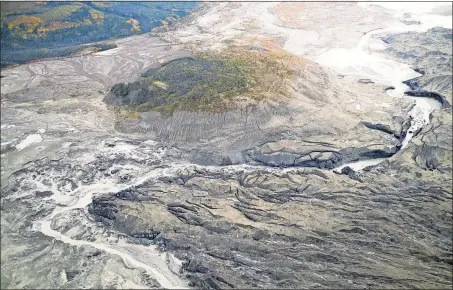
107,49,299,117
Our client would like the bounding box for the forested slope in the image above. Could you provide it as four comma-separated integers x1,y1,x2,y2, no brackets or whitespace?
0,1,196,67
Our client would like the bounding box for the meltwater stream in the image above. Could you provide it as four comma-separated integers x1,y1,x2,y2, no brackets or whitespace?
32,168,190,289
25,4,451,288
30,160,321,289
318,10,449,171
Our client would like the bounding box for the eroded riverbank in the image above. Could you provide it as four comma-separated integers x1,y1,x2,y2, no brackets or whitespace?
1,2,452,289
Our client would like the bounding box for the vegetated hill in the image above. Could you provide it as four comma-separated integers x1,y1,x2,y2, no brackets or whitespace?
105,51,296,116
0,1,197,67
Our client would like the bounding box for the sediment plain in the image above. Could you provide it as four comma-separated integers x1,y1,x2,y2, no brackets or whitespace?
1,2,452,289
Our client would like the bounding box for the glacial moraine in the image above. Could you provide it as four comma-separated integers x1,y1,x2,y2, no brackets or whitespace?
1,2,451,289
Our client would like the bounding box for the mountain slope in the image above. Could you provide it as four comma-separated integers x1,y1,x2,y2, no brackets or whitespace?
0,1,196,67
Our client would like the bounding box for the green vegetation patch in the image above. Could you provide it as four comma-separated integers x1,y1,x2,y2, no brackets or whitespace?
106,51,295,117
1,42,117,68
1,2,196,66
38,4,83,22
